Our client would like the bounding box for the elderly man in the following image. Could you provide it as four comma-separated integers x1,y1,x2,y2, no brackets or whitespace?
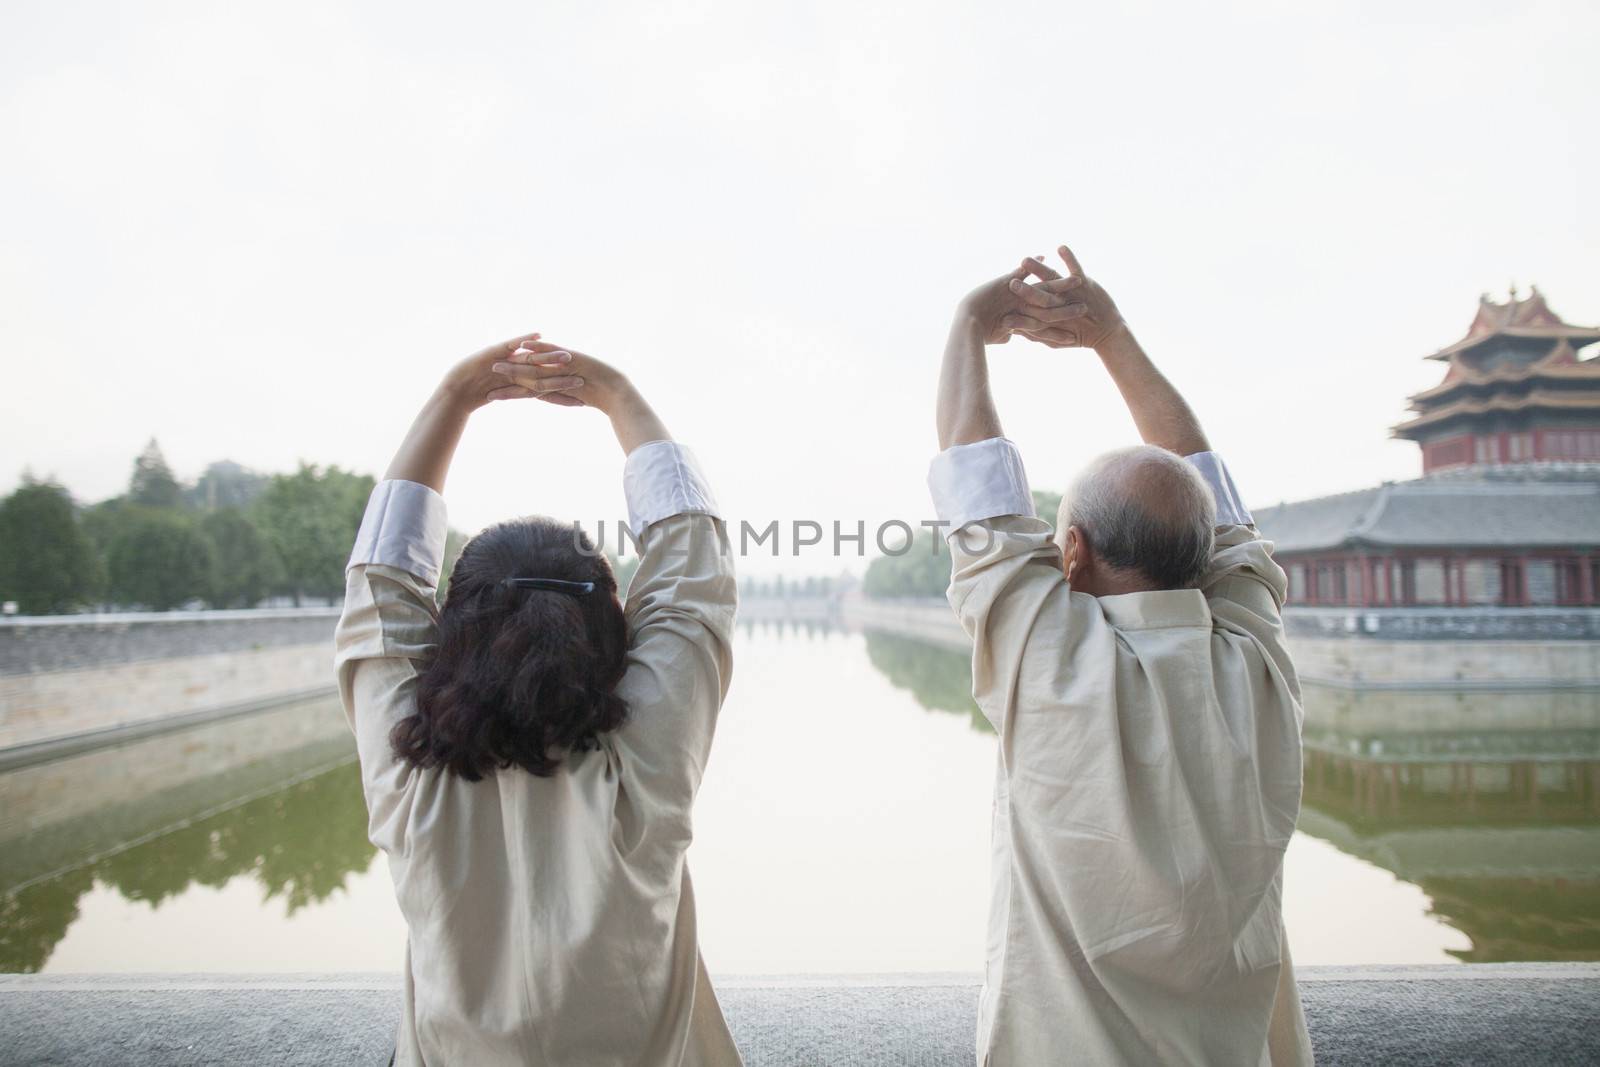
929,246,1313,1066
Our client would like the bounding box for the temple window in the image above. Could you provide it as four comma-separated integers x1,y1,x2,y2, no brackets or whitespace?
1461,560,1502,605
1412,560,1447,605
1556,559,1585,605
1523,559,1558,605
1288,564,1307,602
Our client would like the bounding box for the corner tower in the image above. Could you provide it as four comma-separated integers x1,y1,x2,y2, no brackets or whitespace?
1392,288,1600,473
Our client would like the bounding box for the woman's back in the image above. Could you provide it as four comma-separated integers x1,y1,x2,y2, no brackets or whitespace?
337,425,738,1067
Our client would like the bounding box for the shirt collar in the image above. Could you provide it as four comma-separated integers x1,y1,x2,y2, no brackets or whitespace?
1095,588,1212,630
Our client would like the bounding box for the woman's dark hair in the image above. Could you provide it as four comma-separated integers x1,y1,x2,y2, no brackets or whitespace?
392,517,628,781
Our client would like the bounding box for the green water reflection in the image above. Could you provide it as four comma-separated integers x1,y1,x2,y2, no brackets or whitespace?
0,699,374,973
862,631,991,734
3,628,1598,972
855,624,1600,963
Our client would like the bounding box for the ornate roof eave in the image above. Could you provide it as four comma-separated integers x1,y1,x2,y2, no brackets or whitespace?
1406,343,1600,403
1257,476,1600,555
1391,388,1600,438
1424,287,1600,360
1425,325,1600,361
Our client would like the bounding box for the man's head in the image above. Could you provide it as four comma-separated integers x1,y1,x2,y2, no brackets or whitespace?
1054,445,1216,596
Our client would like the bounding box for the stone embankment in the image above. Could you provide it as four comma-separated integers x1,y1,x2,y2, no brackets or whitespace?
0,609,338,766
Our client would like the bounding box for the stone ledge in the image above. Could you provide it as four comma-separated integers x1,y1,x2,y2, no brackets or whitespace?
2,965,1596,1066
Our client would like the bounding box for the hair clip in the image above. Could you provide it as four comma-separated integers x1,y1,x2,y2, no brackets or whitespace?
503,577,596,596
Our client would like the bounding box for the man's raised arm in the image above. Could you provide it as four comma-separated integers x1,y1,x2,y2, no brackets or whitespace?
1014,245,1211,457
936,261,1092,449
929,266,1092,737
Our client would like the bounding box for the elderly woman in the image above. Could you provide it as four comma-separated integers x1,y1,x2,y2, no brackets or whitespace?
335,333,740,1066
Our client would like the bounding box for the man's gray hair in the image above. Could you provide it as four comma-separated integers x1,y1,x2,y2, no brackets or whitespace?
1062,445,1217,590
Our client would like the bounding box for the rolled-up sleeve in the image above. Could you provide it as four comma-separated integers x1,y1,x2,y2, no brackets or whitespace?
928,437,1035,529
623,440,721,533
1184,450,1252,528
347,478,449,584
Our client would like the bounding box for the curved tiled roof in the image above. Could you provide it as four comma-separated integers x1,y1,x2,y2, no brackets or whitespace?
1427,289,1600,361
1408,340,1600,403
1252,472,1600,553
1392,387,1600,436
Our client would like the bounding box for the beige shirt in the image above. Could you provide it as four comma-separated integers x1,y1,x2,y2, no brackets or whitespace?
928,438,1314,1067
335,442,742,1067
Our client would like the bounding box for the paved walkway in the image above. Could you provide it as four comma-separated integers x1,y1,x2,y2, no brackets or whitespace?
2,966,1597,1065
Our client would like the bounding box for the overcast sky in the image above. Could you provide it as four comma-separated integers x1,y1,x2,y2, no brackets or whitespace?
3,0,1596,574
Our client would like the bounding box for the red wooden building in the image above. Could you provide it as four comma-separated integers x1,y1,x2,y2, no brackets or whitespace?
1255,290,1600,609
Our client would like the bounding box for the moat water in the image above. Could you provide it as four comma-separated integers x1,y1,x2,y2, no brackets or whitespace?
1,624,1595,973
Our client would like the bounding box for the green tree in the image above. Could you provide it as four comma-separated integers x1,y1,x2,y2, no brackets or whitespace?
201,508,283,608
438,527,470,601
863,630,990,734
106,509,216,610
862,529,951,598
128,439,184,509
606,547,641,597
0,479,102,613
80,497,126,559
862,491,1063,600
187,460,267,511
252,465,374,604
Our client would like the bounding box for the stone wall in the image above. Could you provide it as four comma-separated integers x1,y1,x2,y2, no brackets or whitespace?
840,596,966,650
1287,635,1600,689
846,597,1600,688
0,610,338,755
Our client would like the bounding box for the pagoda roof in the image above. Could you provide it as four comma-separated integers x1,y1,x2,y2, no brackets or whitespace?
1407,338,1600,404
1427,287,1600,361
1392,385,1600,436
1252,470,1600,554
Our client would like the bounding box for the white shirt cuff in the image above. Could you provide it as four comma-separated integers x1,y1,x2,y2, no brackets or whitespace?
347,479,449,585
1184,451,1252,527
927,437,1034,530
623,440,721,533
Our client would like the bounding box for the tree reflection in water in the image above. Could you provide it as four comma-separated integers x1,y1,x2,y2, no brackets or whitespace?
5,628,1597,972
0,758,373,973
857,628,1600,963
862,629,992,734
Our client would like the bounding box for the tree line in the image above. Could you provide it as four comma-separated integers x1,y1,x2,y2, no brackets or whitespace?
861,490,1062,598
0,440,376,614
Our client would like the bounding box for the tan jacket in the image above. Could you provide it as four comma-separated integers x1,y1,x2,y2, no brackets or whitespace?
335,443,741,1067
929,438,1314,1067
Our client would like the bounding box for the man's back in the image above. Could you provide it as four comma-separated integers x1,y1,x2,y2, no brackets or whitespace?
930,438,1313,1066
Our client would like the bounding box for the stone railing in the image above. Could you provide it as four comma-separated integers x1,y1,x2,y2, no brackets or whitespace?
1283,606,1600,642
1,966,1595,1065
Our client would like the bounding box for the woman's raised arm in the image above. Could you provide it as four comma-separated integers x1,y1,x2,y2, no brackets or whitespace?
385,331,582,492
491,342,671,456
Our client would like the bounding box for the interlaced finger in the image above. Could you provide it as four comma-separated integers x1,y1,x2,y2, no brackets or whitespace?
1057,244,1086,277
498,331,542,353
492,365,586,393
1001,313,1057,334
1013,326,1080,347
1024,302,1089,324
1021,256,1063,283
506,343,573,367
